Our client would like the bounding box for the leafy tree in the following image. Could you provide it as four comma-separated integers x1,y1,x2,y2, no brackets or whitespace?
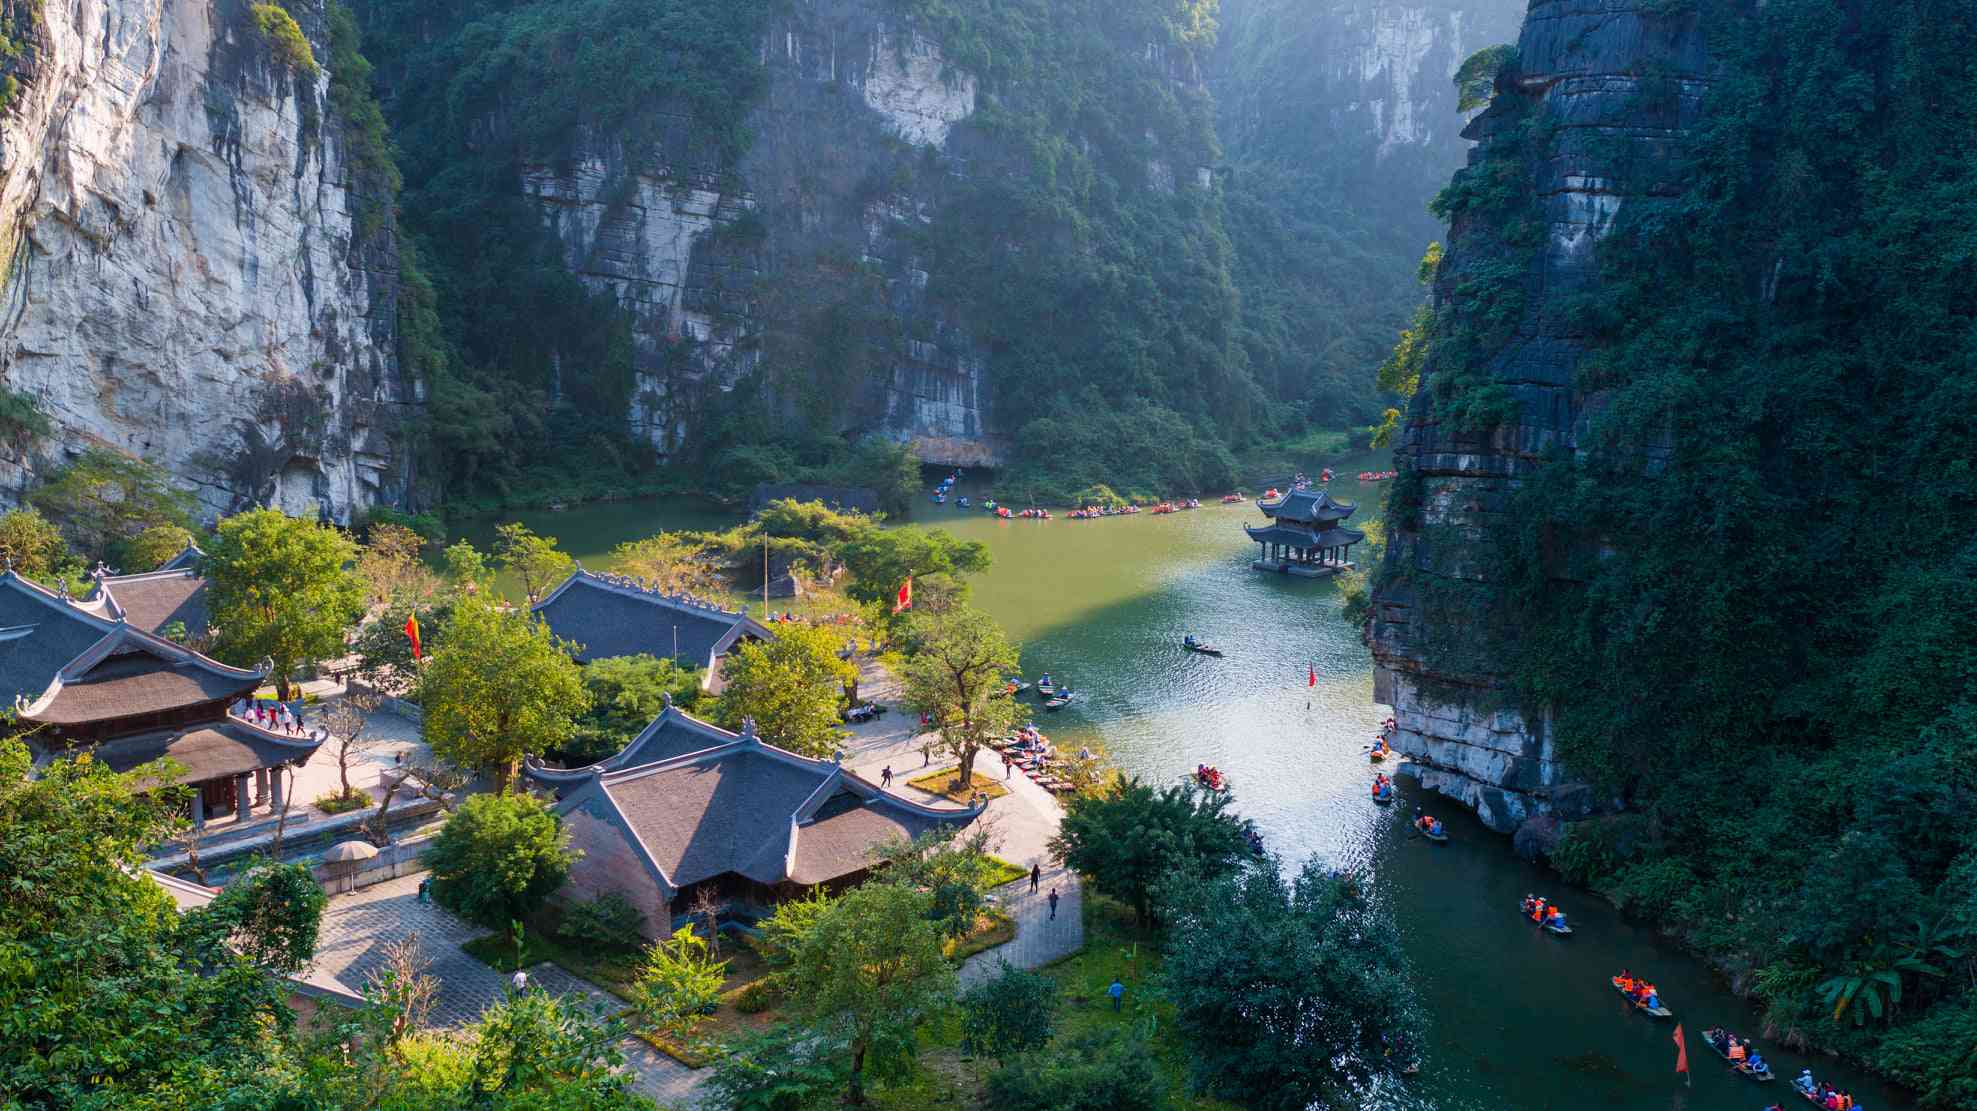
960,961,1057,1062
1162,858,1424,1108
789,881,955,1103
837,526,990,608
755,887,837,972
1050,776,1255,924
559,892,647,953
0,741,305,1104
441,540,493,593
252,2,319,77
494,523,576,605
901,604,1021,786
422,791,578,930
562,654,702,765
712,622,854,758
357,522,439,603
870,826,1005,941
123,523,197,571
204,509,365,700
629,924,730,1041
1453,43,1517,112
611,532,721,595
192,861,328,975
463,990,647,1107
706,1023,848,1111
0,507,74,582
982,1029,1163,1111
30,447,196,563
353,597,452,692
416,595,588,789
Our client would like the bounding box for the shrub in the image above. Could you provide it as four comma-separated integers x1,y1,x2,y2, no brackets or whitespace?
731,978,778,1014
251,3,319,78
559,891,646,952
313,790,369,815
629,925,729,1040
422,792,577,929
960,961,1056,1062
983,1029,1163,1111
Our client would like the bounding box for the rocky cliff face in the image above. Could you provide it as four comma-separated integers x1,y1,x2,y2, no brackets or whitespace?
1369,0,1716,831
526,2,1000,465
0,0,412,524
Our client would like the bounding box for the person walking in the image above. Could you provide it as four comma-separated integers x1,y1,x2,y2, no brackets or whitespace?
1029,862,1041,893
1005,756,1014,780
1047,887,1059,921
881,765,894,788
1108,979,1125,1012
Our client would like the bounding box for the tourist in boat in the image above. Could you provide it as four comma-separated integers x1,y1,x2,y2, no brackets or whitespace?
1545,904,1566,930
1747,1050,1769,1077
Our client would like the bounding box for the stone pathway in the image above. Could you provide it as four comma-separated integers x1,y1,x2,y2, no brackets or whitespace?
303,872,705,1104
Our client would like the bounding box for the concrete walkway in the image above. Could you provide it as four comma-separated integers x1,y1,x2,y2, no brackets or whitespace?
303,872,705,1105
834,671,1087,983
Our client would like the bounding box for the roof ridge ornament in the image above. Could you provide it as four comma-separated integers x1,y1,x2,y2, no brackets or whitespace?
741,717,759,742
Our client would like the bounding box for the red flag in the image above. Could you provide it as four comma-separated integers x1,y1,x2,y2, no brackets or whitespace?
893,576,913,614
1672,1023,1688,1075
1308,663,1317,688
405,613,423,661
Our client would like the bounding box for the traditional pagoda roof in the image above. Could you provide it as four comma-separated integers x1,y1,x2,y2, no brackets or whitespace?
88,566,210,639
535,709,982,891
525,696,743,791
94,716,325,788
1257,488,1357,526
0,571,261,727
533,568,774,669
154,544,206,573
1244,523,1366,548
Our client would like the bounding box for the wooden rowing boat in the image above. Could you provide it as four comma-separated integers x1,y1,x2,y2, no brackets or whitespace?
1701,1029,1775,1081
1415,820,1447,843
1182,641,1224,657
1372,785,1394,806
1519,900,1573,935
1610,977,1672,1017
1369,748,1390,762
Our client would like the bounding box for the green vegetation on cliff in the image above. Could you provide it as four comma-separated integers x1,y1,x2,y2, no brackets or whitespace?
1407,2,1977,1100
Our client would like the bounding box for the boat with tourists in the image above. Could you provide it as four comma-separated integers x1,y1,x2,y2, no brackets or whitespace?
1611,973,1672,1017
1044,689,1077,710
1193,764,1228,792
1701,1027,1775,1081
1220,492,1245,503
1035,675,1055,697
1371,774,1394,805
1519,895,1574,935
1181,635,1223,657
1414,814,1447,842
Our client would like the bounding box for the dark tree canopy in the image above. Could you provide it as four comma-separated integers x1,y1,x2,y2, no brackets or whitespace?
1049,776,1255,924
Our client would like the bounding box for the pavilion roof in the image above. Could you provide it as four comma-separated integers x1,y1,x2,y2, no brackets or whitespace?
541,708,981,891
89,568,210,638
94,717,324,787
1244,523,1366,548
533,569,773,666
1257,488,1357,525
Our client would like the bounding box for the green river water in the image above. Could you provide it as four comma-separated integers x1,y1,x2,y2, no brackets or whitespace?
458,460,1912,1111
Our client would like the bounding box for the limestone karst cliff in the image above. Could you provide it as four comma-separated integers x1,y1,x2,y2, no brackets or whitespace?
1369,0,1718,832
0,0,414,523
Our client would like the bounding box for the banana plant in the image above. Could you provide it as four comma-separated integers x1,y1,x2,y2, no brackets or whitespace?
1817,946,1943,1025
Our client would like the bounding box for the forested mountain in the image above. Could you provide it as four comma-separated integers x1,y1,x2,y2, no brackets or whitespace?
0,0,1512,516
1373,0,1977,1097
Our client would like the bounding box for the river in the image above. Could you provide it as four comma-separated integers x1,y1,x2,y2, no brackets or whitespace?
456,460,1912,1110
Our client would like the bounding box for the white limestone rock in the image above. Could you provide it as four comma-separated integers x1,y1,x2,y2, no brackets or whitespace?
0,0,410,523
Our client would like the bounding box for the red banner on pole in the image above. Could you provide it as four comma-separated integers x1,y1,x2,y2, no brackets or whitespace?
894,577,913,614
1673,1023,1689,1075
405,613,423,661
1308,663,1317,688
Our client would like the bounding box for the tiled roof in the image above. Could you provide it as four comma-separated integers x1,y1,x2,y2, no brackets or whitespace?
553,708,980,891
93,569,209,637
154,545,205,573
525,702,741,789
95,717,324,786
533,571,773,665
1258,488,1357,525
0,573,117,707
18,624,260,725
1244,523,1366,548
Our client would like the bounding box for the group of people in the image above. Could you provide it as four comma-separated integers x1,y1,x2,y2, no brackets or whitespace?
1371,772,1393,799
1614,970,1662,1012
1194,764,1226,791
233,697,306,736
1520,894,1568,931
1702,1027,1770,1079
1413,814,1444,837
1788,1070,1863,1109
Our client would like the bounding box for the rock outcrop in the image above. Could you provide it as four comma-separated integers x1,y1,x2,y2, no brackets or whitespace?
1369,0,1719,831
0,0,413,523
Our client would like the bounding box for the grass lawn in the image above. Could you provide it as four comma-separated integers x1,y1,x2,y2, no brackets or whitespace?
980,855,1027,890
905,767,1009,802
944,908,1016,963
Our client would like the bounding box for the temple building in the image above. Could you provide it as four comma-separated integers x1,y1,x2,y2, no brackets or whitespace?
532,568,775,690
1245,487,1365,577
526,701,984,935
1,563,322,829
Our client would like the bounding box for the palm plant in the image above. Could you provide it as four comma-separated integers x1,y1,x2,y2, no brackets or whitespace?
1817,944,1943,1026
